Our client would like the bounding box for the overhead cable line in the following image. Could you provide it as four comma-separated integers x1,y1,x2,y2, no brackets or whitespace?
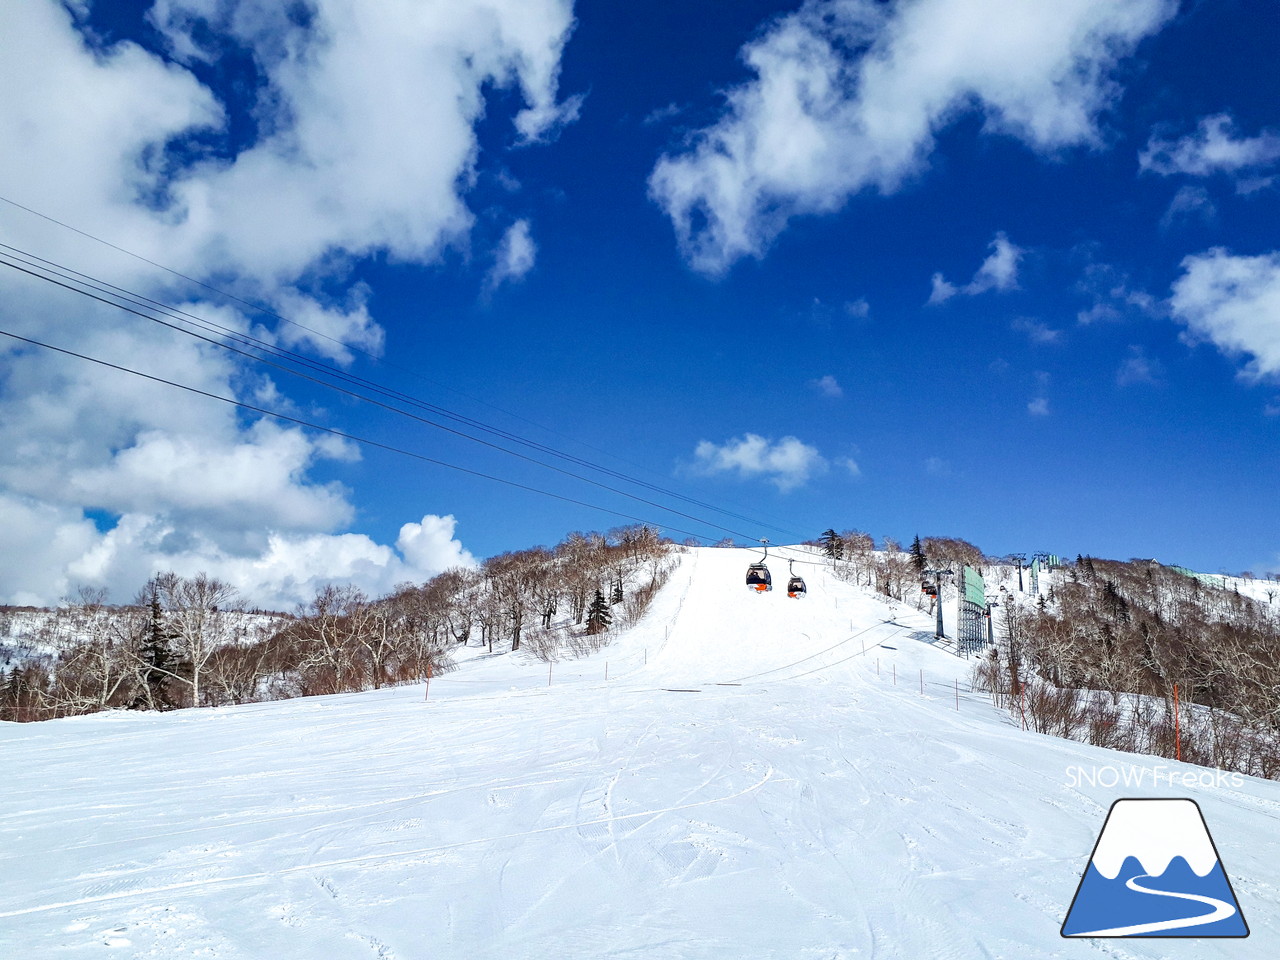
0,326,743,546
0,195,808,538
0,242,807,544
0,248,792,544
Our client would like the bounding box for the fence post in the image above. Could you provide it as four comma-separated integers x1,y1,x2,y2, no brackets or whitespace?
425,661,431,701
605,661,609,682
548,662,552,687
893,663,896,685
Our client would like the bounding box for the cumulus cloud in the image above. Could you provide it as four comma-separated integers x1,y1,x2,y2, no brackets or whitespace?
0,491,474,610
1116,345,1162,386
1159,184,1216,231
1011,316,1061,344
1140,114,1280,178
0,0,577,604
690,434,829,492
927,274,958,305
929,232,1023,304
1028,371,1050,415
1169,248,1280,380
649,0,1175,274
810,374,844,397
487,219,537,289
1075,261,1157,324
844,297,871,319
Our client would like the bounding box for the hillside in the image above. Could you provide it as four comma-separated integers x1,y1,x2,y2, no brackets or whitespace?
2,546,1278,957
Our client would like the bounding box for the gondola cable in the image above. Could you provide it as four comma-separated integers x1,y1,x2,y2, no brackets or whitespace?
0,326,746,546
0,249,775,544
0,196,810,540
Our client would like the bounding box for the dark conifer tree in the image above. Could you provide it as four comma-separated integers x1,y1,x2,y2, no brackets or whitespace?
0,668,20,722
586,589,612,636
819,529,844,560
134,593,178,711
910,534,927,576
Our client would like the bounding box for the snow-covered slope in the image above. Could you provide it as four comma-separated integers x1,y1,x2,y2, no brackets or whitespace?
2,546,1278,957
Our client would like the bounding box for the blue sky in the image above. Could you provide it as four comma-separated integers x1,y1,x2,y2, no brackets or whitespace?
0,0,1278,607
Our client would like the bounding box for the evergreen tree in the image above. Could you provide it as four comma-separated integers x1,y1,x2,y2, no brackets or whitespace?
909,534,927,576
610,575,623,605
586,589,612,636
0,668,20,722
134,593,178,710
819,529,844,560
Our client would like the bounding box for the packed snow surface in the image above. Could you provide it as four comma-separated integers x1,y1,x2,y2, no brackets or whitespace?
3,546,1279,957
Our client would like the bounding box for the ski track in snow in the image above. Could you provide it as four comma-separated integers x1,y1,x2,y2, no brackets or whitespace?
1,546,1276,958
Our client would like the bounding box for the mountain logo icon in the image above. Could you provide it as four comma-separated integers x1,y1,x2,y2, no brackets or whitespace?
1061,798,1248,938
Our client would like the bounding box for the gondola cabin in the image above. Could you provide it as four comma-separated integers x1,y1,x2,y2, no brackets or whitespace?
786,575,807,598
921,580,938,598
746,562,772,592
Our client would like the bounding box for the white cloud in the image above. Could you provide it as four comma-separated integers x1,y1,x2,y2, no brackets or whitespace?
649,0,1175,274
927,273,958,305
2,1,578,289
1028,371,1050,415
1140,114,1280,177
0,495,475,610
0,1,572,604
1116,345,1162,386
1169,248,1280,380
1159,184,1216,231
969,233,1023,292
930,232,1024,303
1075,261,1157,324
488,219,537,289
396,515,477,575
811,374,844,398
844,297,871,319
691,434,828,492
1011,316,1061,344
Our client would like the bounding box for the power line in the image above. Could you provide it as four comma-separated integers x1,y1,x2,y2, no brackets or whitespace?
0,326,743,546
0,195,809,538
0,245,803,544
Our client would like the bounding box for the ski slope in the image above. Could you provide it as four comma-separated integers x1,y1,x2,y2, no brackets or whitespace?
2,546,1278,957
